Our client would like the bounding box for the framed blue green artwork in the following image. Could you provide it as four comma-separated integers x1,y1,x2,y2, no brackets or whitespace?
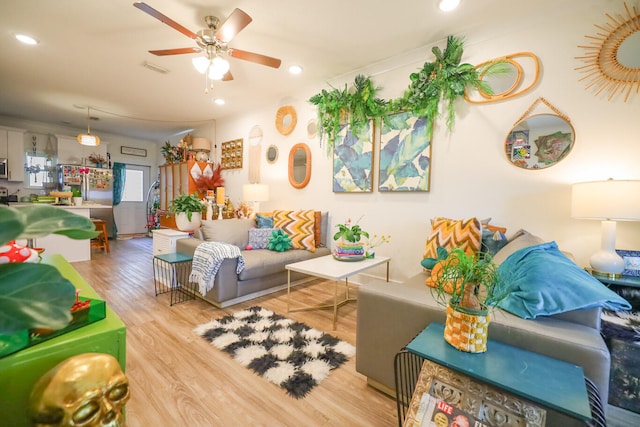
379,112,431,192
333,120,374,192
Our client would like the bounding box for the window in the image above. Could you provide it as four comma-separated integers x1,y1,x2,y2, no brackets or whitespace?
121,168,143,202
25,154,53,188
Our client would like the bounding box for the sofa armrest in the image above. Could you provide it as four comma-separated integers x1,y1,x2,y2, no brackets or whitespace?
176,237,201,256
549,307,602,330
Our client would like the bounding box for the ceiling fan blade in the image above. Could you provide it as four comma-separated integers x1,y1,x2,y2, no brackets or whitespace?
149,47,201,56
134,2,198,40
228,48,282,69
222,71,234,81
215,8,252,43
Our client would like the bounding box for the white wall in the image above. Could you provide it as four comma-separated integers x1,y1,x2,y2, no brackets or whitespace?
213,2,640,282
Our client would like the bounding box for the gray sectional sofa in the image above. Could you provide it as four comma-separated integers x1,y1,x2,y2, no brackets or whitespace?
176,216,331,307
356,231,617,405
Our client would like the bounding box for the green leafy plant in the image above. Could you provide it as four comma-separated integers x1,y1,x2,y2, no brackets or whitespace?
168,192,206,221
429,248,507,314
268,230,292,252
309,74,387,155
399,35,502,139
309,36,506,154
71,187,82,197
333,217,370,243
0,205,99,335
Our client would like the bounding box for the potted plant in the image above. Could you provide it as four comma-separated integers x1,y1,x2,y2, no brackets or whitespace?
332,217,369,261
0,205,98,354
426,247,508,353
71,187,82,206
168,192,206,231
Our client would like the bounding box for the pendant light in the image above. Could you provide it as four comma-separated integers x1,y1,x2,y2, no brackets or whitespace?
77,106,101,146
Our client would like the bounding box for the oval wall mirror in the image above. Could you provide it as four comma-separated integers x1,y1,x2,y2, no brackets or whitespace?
266,145,278,164
288,143,311,189
505,114,575,170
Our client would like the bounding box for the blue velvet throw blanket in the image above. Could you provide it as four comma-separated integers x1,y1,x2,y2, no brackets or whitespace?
189,242,245,296
497,241,631,319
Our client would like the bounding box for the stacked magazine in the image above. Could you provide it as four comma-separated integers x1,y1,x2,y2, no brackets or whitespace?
409,393,486,427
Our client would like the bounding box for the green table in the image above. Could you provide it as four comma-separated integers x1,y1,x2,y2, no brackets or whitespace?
0,255,126,427
405,323,593,424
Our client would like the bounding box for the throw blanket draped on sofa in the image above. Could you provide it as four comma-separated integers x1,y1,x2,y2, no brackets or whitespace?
190,242,245,296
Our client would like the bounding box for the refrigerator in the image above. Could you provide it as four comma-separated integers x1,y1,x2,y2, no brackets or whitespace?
58,165,115,238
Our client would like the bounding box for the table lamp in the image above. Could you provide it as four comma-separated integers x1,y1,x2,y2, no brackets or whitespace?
243,184,269,214
571,179,640,277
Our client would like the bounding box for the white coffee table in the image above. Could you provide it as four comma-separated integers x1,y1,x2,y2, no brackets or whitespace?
286,255,390,329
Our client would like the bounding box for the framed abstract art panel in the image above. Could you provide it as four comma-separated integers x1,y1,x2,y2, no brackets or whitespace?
333,121,374,193
379,112,431,192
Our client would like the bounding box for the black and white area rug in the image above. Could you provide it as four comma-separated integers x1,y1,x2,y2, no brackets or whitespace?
193,306,355,398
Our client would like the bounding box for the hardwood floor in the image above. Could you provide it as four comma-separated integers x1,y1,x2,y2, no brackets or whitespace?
72,237,398,427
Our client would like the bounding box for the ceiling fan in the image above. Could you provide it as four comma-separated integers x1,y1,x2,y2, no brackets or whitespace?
133,2,282,83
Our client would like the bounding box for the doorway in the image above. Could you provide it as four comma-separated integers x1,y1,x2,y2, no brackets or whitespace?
113,164,150,236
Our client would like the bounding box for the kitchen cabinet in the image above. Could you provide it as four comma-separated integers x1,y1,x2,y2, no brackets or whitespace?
0,254,126,427
56,135,108,165
0,126,26,182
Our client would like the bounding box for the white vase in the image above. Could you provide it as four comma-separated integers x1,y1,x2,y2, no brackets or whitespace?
175,212,202,231
73,197,83,206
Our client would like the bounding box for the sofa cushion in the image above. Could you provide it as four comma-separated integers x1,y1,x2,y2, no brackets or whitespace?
423,217,482,263
248,227,279,249
497,241,632,319
273,209,316,252
491,229,544,265
238,248,322,281
201,218,254,248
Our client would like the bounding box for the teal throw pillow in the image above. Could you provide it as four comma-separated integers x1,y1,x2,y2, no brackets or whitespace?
497,241,631,319
268,229,292,252
256,214,274,229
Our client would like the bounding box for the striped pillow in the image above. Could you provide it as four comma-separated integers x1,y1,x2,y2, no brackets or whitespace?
273,209,316,252
423,217,482,262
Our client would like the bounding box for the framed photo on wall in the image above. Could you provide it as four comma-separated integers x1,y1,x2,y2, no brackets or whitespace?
332,121,374,193
378,112,431,192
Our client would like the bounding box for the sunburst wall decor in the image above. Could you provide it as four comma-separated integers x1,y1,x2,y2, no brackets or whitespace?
576,2,640,102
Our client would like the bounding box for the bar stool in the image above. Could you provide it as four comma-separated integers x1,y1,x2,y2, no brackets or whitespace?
91,218,110,253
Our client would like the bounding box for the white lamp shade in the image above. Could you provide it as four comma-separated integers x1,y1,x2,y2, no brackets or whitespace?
212,57,230,74
191,137,210,151
243,184,269,202
192,56,209,74
572,180,640,220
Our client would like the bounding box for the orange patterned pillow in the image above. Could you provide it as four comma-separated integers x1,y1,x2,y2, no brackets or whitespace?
423,217,482,262
273,209,316,252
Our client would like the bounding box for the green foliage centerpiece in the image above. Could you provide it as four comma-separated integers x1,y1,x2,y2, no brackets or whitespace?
332,217,369,261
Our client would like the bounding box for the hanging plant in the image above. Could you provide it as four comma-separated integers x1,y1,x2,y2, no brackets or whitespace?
309,74,387,156
399,35,503,139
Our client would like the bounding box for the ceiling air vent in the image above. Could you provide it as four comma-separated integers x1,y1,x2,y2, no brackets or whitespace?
142,61,170,74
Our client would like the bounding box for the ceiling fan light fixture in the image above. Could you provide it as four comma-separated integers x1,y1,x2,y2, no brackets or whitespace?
212,56,230,75
192,56,209,74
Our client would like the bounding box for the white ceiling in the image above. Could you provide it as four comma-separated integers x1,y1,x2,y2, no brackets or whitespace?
0,0,580,141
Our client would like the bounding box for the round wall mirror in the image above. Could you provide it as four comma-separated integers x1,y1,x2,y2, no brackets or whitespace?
288,143,311,189
505,114,575,170
276,105,297,135
266,145,278,164
577,4,640,101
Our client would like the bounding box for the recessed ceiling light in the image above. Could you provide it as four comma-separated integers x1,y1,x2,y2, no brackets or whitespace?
288,65,303,75
15,34,38,45
439,0,460,12
213,98,225,105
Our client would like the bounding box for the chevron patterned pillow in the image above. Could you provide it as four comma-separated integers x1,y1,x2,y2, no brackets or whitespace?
423,217,482,264
273,209,316,252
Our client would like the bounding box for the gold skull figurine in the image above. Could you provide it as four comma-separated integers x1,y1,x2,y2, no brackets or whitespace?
29,353,130,427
